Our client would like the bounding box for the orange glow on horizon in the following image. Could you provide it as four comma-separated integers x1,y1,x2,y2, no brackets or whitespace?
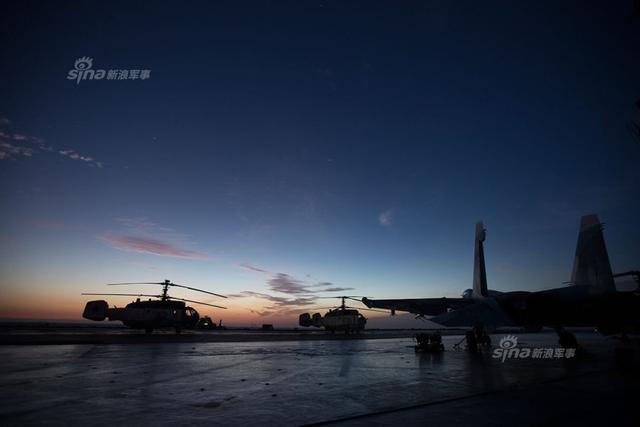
0,294,317,327
1,289,392,327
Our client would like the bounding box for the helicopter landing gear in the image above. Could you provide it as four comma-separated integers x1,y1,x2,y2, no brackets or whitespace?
145,328,153,335
175,327,182,335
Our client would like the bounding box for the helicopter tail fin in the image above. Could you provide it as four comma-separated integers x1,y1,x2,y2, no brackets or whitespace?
298,312,323,327
299,313,312,327
83,300,108,321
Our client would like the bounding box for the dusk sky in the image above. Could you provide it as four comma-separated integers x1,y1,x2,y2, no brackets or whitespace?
1,1,639,326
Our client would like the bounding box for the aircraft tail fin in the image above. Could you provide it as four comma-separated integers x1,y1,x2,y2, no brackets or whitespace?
570,214,615,293
473,221,489,298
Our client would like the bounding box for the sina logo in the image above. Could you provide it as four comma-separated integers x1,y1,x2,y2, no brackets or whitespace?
498,335,518,350
74,56,92,71
67,57,106,84
493,334,525,362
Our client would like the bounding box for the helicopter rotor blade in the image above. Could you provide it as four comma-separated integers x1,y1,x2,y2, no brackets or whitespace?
105,281,227,299
166,296,227,309
316,295,365,299
345,306,389,313
81,293,161,297
343,296,367,303
106,282,165,286
168,283,227,299
312,303,390,314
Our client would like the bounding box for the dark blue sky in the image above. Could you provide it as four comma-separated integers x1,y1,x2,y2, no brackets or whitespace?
1,1,639,324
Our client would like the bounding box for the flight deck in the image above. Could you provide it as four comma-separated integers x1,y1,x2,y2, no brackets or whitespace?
0,331,638,426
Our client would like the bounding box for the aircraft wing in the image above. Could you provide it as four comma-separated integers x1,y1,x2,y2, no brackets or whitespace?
430,299,514,327
362,297,473,316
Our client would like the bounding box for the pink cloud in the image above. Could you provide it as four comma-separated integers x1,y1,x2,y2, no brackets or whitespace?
268,273,310,294
99,234,209,260
231,264,356,315
229,291,318,316
238,262,270,274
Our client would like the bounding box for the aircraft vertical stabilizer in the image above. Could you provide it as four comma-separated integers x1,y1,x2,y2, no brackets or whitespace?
473,221,489,298
570,214,615,293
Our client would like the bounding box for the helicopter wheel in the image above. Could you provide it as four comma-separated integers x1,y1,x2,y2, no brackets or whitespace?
175,327,182,335
145,328,153,335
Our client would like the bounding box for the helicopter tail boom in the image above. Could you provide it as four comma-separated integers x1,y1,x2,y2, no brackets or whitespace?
83,300,129,322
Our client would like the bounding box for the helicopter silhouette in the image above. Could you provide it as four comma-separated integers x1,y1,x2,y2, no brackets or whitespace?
82,279,227,334
298,296,387,334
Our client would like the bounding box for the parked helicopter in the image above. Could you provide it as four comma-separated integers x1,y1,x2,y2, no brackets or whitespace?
82,279,227,334
298,296,387,334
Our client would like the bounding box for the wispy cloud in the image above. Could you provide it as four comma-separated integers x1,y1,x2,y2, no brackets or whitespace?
99,234,209,260
311,281,354,292
229,290,319,316
115,217,182,239
0,142,34,160
229,291,317,306
266,273,353,295
99,218,209,260
268,273,310,294
227,291,272,299
229,264,355,316
378,209,393,227
321,287,355,292
312,281,333,287
0,117,102,167
238,262,270,274
58,149,102,167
